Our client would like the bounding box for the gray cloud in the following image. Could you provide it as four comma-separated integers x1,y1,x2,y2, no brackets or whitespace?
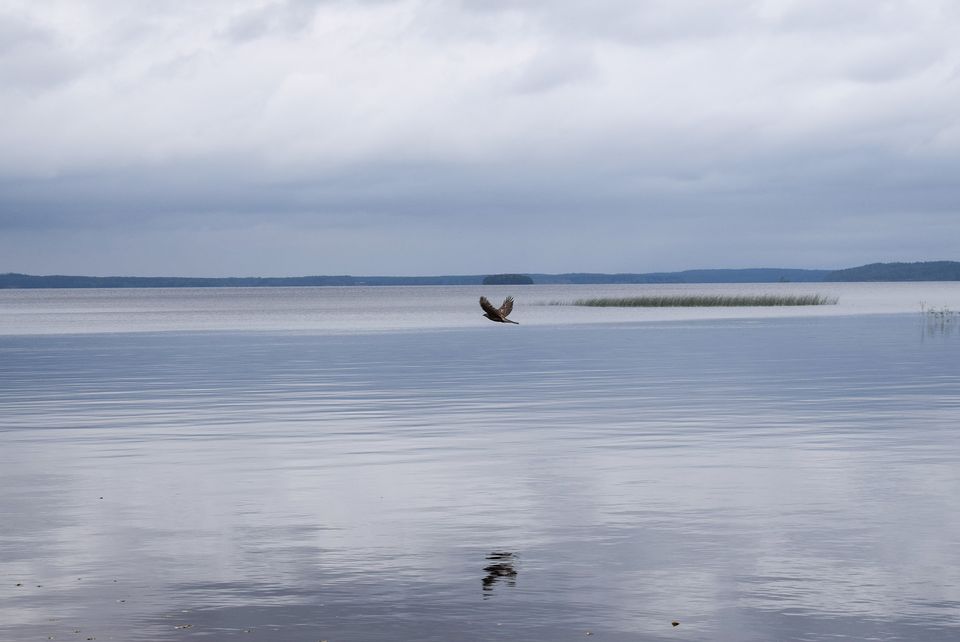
0,10,84,92
1,0,958,276
220,0,328,42
505,46,599,94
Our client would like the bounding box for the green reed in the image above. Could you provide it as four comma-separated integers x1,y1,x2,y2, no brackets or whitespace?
555,294,838,307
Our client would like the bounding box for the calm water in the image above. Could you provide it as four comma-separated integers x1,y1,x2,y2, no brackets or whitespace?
2,285,960,641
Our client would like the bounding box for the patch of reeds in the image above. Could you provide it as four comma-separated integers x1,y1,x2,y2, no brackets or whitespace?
921,303,958,320
554,294,838,307
920,303,958,336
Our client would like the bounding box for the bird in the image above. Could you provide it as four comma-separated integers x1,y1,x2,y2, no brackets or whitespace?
480,296,519,324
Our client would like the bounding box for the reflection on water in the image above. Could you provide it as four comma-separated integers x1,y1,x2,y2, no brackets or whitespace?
1,311,959,641
482,552,518,596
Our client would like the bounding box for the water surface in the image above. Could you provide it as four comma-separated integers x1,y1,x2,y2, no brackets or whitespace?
2,281,959,334
2,285,959,641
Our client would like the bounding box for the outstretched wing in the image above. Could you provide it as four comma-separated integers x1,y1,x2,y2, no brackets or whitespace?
498,296,514,317
480,296,502,319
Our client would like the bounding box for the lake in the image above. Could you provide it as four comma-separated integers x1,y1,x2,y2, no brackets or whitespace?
2,283,959,641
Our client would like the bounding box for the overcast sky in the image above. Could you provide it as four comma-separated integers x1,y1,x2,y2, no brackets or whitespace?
1,0,958,276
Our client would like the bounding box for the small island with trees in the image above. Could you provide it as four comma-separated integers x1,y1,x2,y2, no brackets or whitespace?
482,274,535,285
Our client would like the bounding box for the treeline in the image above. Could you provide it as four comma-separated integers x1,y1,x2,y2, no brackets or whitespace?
483,274,534,285
2,261,957,289
2,269,826,288
530,268,830,284
0,273,485,288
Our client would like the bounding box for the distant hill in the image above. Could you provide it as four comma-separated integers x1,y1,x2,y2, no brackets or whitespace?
824,261,960,282
530,268,830,284
2,263,956,289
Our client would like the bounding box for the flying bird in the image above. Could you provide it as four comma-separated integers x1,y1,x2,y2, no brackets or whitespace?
480,296,519,324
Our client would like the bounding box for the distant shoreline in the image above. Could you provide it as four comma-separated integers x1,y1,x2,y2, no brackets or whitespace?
1,262,957,289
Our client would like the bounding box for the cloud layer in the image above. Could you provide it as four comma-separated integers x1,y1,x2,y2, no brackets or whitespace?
2,0,958,275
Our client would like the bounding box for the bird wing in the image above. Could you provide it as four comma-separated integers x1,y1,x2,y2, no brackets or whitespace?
498,296,514,317
480,296,502,319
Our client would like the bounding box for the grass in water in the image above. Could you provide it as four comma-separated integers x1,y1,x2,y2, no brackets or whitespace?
557,294,838,307
921,303,958,320
920,303,958,336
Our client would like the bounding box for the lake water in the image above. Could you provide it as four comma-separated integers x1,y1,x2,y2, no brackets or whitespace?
2,284,959,641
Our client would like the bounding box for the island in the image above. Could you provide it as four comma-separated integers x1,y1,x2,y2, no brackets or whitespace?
482,274,535,285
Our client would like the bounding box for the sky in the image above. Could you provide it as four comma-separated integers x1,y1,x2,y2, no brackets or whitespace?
1,0,959,277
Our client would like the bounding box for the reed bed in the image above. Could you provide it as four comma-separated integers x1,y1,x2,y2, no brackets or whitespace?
555,294,838,307
921,303,958,320
921,304,958,334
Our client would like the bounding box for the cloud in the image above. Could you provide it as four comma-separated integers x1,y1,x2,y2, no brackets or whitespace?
504,46,598,94
0,0,958,275
0,9,85,92
220,0,325,42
